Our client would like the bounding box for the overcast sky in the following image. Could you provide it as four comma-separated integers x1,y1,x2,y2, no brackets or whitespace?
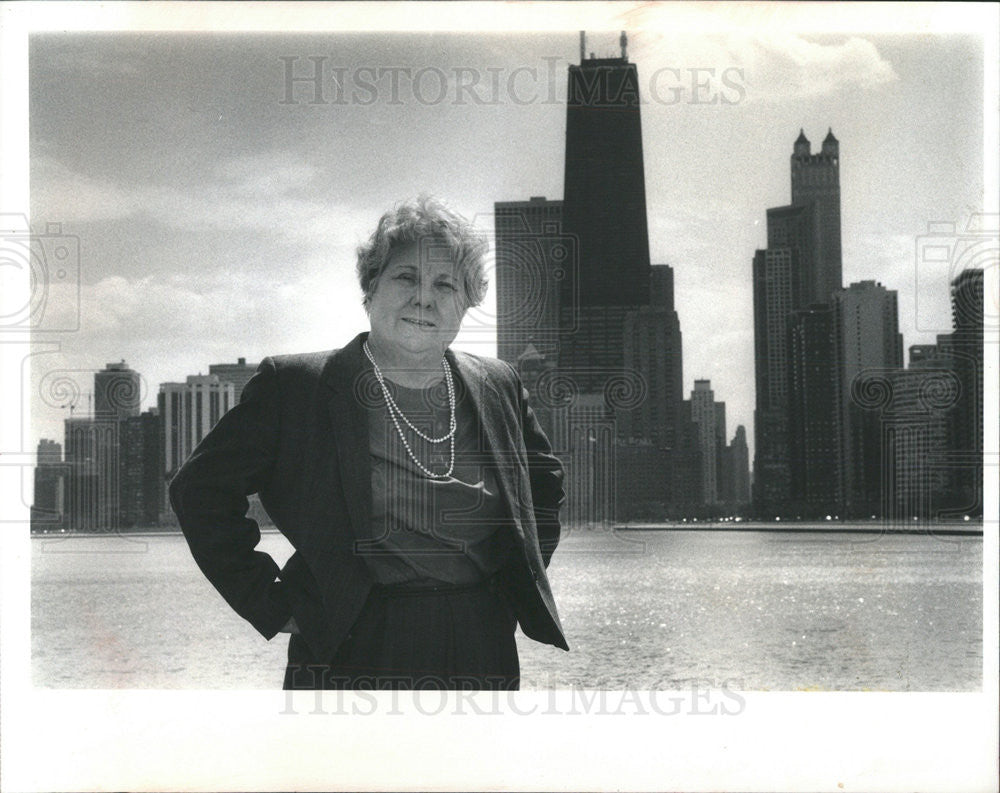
26,25,988,459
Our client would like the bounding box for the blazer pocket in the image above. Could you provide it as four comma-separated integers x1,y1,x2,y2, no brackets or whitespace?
279,552,329,658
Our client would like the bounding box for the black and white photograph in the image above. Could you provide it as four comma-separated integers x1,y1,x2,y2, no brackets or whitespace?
1,2,997,791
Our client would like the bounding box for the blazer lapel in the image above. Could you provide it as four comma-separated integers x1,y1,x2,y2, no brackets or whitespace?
447,350,526,539
323,333,373,543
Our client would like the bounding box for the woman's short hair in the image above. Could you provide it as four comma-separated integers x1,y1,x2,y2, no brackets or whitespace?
356,196,489,312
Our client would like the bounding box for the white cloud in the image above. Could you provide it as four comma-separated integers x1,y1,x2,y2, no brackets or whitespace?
32,152,372,250
631,32,897,103
747,35,898,101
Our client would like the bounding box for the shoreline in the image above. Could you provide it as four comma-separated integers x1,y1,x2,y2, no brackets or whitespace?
30,522,986,538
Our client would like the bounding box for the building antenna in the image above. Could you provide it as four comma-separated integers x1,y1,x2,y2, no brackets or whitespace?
579,31,586,63
620,30,628,60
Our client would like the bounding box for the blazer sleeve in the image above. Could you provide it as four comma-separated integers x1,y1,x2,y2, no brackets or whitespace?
168,357,292,640
508,362,565,567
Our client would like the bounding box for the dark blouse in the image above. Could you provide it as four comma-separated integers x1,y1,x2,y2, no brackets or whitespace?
364,370,513,585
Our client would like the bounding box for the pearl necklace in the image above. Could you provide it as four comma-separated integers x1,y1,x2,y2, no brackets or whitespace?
363,341,456,479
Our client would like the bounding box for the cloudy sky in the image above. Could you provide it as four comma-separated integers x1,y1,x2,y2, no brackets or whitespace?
23,13,990,460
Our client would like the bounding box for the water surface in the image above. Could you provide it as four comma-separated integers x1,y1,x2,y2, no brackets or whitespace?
31,528,982,690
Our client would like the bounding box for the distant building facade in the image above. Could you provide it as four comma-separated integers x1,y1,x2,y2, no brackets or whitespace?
835,281,903,517
31,439,66,531
159,375,236,481
719,426,751,508
494,198,565,365
94,361,141,421
209,357,259,402
120,409,163,528
787,303,841,516
689,380,724,507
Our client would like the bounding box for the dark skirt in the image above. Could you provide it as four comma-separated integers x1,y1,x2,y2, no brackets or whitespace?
282,578,520,690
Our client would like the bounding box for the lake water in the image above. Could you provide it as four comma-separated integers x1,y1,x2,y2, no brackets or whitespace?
31,527,982,690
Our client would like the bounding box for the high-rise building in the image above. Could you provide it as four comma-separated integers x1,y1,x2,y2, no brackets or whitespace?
64,416,120,530
208,358,259,402
558,33,653,397
494,197,565,364
120,409,163,528
94,361,141,421
787,303,841,515
882,348,955,522
562,31,650,309
719,425,751,508
834,281,903,516
159,375,236,481
31,439,66,531
752,128,843,516
689,379,723,506
790,128,842,304
947,269,984,516
494,35,710,520
621,265,683,448
751,247,798,512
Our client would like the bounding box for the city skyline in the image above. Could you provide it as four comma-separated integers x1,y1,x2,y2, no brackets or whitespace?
4,6,997,793
24,26,988,465
30,30,987,524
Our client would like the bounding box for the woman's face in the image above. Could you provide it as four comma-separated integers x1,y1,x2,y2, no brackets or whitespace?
366,241,468,364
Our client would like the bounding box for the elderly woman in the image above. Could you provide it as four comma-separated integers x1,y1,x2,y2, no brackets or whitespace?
170,196,567,690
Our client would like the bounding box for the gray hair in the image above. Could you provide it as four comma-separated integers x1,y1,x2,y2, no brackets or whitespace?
356,195,489,312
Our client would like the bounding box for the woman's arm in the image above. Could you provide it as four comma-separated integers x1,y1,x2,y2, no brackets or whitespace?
169,358,293,639
511,366,565,568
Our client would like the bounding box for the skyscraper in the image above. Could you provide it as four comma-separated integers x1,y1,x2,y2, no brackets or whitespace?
494,35,703,520
689,379,723,507
719,426,751,508
753,128,843,515
787,303,841,515
557,33,653,396
562,31,650,308
791,128,842,304
834,281,903,516
31,439,65,531
64,416,119,530
158,375,235,482
751,247,798,512
120,409,163,528
947,268,984,515
494,197,565,364
621,265,683,449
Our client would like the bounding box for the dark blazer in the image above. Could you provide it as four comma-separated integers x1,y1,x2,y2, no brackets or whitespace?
170,332,568,662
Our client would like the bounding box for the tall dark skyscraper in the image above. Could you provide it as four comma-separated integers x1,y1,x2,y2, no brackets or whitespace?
562,32,650,308
787,303,841,515
791,129,842,304
557,33,653,396
120,409,163,528
494,34,700,519
752,128,843,516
